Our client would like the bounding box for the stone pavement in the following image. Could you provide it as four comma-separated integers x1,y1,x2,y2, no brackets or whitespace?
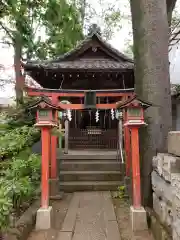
57,191,121,240
28,192,154,240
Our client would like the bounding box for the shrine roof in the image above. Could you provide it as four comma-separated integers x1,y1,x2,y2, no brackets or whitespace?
27,96,60,110
23,32,134,71
116,95,152,109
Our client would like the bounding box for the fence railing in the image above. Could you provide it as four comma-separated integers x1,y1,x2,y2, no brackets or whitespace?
69,128,118,149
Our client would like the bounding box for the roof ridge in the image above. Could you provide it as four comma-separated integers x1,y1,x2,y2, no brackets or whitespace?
25,32,133,65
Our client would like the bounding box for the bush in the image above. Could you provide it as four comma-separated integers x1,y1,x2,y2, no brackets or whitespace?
0,182,12,231
0,126,40,159
5,96,38,128
0,153,41,231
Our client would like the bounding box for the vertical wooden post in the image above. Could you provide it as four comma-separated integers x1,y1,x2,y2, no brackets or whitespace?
64,119,69,154
58,122,62,151
51,97,58,179
130,126,141,208
124,111,131,177
41,127,50,208
118,112,124,163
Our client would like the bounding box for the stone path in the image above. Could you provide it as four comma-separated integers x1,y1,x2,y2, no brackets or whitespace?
57,191,120,240
28,192,154,240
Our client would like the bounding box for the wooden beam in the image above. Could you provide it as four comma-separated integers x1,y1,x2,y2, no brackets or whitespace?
26,88,134,98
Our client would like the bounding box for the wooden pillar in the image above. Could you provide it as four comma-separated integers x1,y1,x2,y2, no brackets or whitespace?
64,119,69,154
130,126,141,208
124,111,131,177
51,96,58,179
41,127,50,208
118,112,124,163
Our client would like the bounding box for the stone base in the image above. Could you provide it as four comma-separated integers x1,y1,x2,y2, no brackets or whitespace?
35,206,53,230
130,206,148,231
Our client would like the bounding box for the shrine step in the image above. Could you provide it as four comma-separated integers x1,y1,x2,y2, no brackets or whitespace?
59,160,122,171
59,181,122,192
59,170,123,182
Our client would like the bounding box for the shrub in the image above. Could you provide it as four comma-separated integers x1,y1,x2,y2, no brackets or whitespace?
0,153,41,231
0,182,13,231
0,126,40,159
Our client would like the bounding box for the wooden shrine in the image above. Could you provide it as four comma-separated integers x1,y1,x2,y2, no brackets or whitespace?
23,30,134,150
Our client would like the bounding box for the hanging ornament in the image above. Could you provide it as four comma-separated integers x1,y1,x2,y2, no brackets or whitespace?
67,109,72,121
95,110,99,122
111,109,115,120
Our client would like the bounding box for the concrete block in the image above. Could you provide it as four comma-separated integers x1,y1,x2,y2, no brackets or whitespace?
150,215,172,240
173,219,180,240
130,206,148,231
168,131,180,156
35,206,53,230
153,193,173,228
171,174,180,199
155,153,166,176
153,193,166,223
152,171,173,204
172,196,180,221
162,166,171,183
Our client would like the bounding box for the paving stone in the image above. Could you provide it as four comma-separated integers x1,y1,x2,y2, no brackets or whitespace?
60,194,80,232
61,191,121,240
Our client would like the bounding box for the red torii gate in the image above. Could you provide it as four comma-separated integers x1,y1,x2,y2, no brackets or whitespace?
26,86,134,180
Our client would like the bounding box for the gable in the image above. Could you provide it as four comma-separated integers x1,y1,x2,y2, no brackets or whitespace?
53,33,133,63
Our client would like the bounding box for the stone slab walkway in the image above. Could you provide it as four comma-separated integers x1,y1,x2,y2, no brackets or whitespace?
57,191,121,240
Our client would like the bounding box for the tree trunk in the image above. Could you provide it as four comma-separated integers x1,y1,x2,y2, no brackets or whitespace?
166,0,177,26
130,0,172,207
14,32,23,105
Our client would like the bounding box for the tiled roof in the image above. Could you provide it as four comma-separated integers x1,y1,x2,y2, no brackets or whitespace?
23,32,134,71
24,58,133,70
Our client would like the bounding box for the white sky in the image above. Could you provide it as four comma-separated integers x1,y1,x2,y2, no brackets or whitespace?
0,0,180,98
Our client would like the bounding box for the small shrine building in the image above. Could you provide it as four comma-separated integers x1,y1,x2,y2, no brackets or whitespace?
23,31,134,150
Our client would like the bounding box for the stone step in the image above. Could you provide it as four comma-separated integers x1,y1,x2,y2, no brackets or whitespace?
57,154,118,160
59,181,122,192
59,170,123,182
59,160,122,171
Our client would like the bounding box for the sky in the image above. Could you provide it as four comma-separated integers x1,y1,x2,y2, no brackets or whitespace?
0,0,179,98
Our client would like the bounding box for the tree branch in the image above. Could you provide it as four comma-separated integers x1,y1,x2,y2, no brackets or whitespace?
0,21,15,42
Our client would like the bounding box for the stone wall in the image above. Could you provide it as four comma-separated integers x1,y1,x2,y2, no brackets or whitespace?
151,131,180,240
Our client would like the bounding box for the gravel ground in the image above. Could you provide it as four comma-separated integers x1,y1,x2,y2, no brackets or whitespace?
112,197,154,240
27,193,72,240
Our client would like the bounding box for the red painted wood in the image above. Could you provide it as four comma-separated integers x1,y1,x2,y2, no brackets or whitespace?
26,88,133,98
124,125,131,177
50,96,58,179
41,127,50,208
131,127,141,208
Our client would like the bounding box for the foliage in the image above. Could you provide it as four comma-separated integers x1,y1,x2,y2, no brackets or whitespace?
0,153,40,231
0,0,83,60
173,84,180,94
0,0,83,104
51,127,65,137
0,183,12,231
74,0,122,40
113,185,127,199
0,125,40,159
